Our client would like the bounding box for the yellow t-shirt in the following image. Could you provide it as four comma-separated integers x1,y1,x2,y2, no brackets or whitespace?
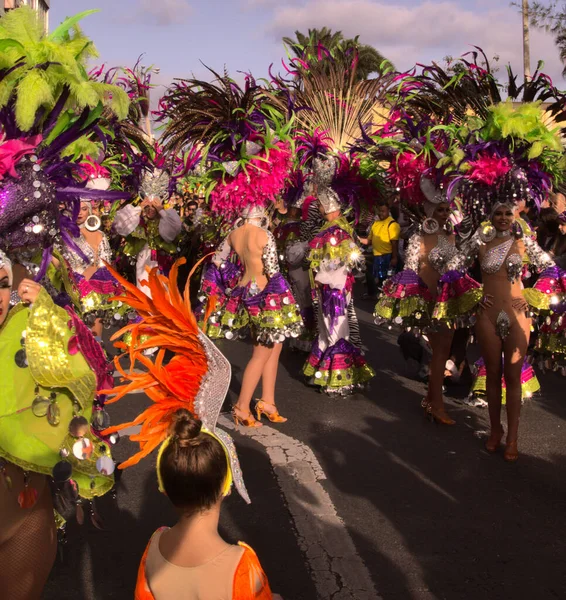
369,216,401,256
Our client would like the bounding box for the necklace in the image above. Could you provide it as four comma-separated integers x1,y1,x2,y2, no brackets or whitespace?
495,230,511,238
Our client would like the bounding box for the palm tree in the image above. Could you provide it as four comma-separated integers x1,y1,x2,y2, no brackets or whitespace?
282,28,392,80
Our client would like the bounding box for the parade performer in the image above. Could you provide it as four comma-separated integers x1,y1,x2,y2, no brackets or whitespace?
113,168,182,297
0,252,115,599
99,261,277,600
442,173,556,460
58,164,128,336
158,68,302,427
274,172,317,352
436,99,564,460
304,156,375,395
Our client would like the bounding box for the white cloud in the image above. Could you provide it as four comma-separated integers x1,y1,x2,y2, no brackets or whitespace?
136,0,192,26
266,1,565,84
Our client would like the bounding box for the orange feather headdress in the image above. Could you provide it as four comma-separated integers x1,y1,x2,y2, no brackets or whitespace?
101,258,249,502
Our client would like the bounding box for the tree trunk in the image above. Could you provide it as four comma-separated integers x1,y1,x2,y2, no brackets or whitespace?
523,0,531,83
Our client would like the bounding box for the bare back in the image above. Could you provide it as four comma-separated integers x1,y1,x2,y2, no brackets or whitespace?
229,224,269,289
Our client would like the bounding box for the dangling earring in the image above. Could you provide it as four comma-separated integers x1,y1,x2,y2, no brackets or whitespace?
85,215,101,232
443,221,454,235
422,218,439,235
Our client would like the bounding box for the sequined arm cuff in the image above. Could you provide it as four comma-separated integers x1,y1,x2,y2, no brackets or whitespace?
446,231,481,272
262,231,280,277
213,237,232,267
523,237,555,273
403,234,422,272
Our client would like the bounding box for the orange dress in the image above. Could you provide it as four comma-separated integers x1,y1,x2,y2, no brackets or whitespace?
134,528,273,600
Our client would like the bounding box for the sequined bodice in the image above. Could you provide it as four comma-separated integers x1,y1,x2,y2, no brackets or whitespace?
262,231,280,277
63,232,111,275
481,238,522,282
428,235,457,274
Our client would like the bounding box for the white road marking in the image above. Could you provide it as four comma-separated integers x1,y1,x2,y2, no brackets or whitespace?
218,414,381,600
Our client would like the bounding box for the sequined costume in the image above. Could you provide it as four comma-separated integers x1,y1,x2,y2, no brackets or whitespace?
438,229,556,339
304,216,375,394
0,288,115,501
58,230,129,328
274,216,316,351
375,231,480,331
113,204,182,297
199,224,303,346
467,357,540,406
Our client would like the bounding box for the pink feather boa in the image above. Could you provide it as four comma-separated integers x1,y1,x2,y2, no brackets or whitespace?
210,141,292,217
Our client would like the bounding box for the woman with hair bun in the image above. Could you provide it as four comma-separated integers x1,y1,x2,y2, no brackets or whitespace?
102,260,282,599
136,410,278,600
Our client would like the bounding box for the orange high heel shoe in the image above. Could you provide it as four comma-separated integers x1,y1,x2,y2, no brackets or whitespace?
504,441,519,462
232,406,263,428
255,400,287,423
485,428,504,454
426,404,455,425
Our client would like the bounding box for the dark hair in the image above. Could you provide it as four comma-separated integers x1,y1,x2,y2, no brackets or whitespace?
187,201,198,209
159,409,227,514
537,207,560,252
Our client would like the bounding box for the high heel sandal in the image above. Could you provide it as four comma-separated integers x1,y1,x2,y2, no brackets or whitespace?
504,441,519,462
232,406,263,428
425,403,455,425
255,400,287,423
485,428,504,454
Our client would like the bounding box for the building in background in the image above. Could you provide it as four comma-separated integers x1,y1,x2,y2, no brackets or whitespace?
3,0,50,31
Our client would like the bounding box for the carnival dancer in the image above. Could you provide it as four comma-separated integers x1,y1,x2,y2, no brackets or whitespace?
374,173,469,422
304,156,375,395
57,166,128,336
211,205,303,425
274,177,317,352
0,251,115,599
158,68,302,426
113,169,182,297
100,262,280,599
441,173,556,460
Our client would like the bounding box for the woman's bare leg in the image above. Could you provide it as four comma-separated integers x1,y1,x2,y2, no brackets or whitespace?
235,344,273,416
260,342,283,405
475,316,504,444
427,329,454,414
502,316,530,449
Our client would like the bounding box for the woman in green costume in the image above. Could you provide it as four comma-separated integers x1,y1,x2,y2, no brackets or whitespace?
0,251,115,599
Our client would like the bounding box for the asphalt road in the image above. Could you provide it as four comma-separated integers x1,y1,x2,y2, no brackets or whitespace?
44,294,566,600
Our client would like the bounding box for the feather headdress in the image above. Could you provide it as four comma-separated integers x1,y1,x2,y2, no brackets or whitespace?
101,258,250,502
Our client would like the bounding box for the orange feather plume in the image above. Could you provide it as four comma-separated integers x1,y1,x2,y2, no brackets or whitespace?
101,259,208,469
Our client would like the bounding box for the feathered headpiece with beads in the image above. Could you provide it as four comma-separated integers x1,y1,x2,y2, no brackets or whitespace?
101,259,250,502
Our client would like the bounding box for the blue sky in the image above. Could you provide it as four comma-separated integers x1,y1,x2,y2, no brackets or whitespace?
51,0,565,98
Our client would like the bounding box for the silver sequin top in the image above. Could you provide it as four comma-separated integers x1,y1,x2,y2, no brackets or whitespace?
405,233,457,275
62,231,112,275
448,228,554,282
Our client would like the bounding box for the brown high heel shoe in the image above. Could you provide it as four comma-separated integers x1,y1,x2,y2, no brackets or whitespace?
426,404,455,425
232,406,263,428
504,441,519,462
485,427,504,454
255,400,287,423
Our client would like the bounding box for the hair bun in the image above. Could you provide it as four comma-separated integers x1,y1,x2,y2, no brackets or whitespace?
171,409,202,448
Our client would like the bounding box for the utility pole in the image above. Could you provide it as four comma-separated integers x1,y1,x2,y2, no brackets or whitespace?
523,0,531,82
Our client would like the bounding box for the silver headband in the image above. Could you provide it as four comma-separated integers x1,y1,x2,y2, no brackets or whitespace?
0,250,13,285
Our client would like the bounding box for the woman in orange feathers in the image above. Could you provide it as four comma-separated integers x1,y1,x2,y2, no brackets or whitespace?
134,410,279,600
101,259,282,599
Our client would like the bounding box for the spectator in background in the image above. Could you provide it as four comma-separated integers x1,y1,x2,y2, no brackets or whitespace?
360,202,401,297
